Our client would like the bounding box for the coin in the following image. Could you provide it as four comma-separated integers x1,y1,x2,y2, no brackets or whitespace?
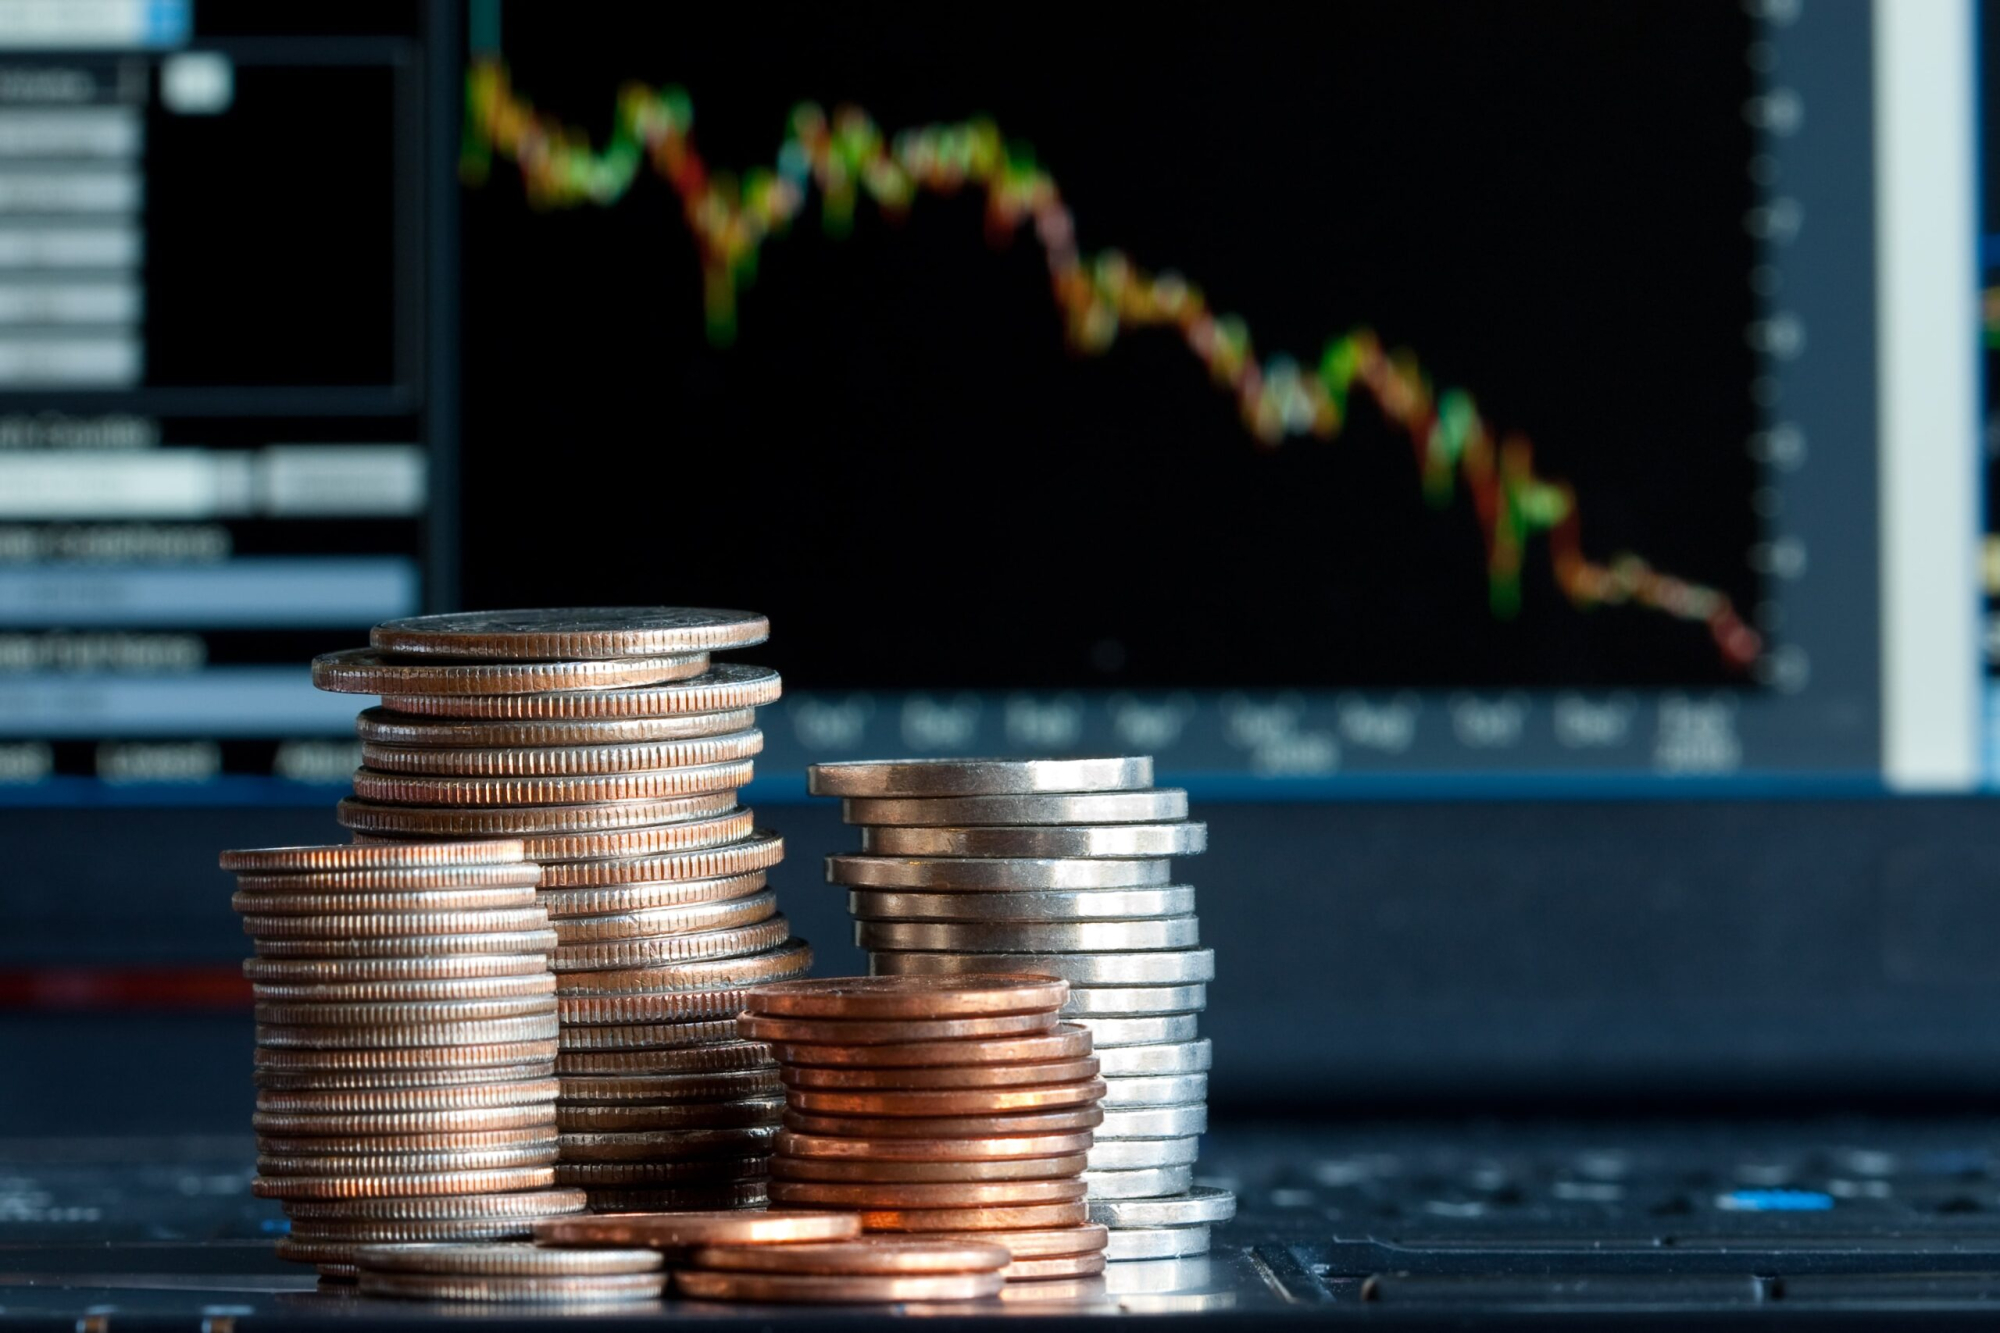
255,1016,559,1050
552,1157,769,1186
533,1209,861,1248
857,918,1200,954
356,1270,665,1301
897,1224,1108,1259
237,887,539,916
385,664,781,720
873,948,1215,987
1063,984,1206,1017
674,1269,1001,1303
1086,1187,1234,1228
1071,1014,1201,1047
1094,1104,1207,1139
857,1201,1090,1232
743,976,1068,1020
558,989,764,1026
252,1165,556,1200
256,1127,555,1155
550,890,776,944
252,1104,556,1135
252,930,558,960
553,917,790,972
254,1061,552,1091
243,954,550,984
281,1188,587,1221
221,841,526,872
253,1041,557,1072
771,1154,1088,1184
998,1273,1107,1303
780,1107,1102,1138
314,647,707,696
1085,1136,1199,1171
537,871,766,918
1097,1073,1208,1108
848,887,1195,923
766,1026,1092,1069
584,1181,771,1211
232,864,545,893
258,1143,556,1176
738,1011,1056,1046
288,1214,575,1243
1082,1165,1194,1199
555,939,811,995
337,792,736,838
783,1081,1106,1117
356,704,759,748
688,1237,1010,1275
557,1126,778,1162
254,996,555,1027
370,608,769,660
362,730,764,777
775,1131,1095,1162
252,974,557,1006
537,831,784,886
556,1098,782,1133
241,906,551,939
555,1041,772,1075
860,823,1205,859
357,1242,663,1276
1002,1252,1107,1280
559,1068,781,1104
781,1059,1099,1091
1100,1223,1210,1261
769,1179,1086,1208
256,1079,559,1113
841,790,1187,827
350,761,755,807
827,856,1171,892
808,758,1152,798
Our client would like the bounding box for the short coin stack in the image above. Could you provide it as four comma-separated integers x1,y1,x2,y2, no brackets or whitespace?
352,1242,664,1304
810,756,1233,1261
311,609,809,1212
739,976,1112,1293
222,839,586,1279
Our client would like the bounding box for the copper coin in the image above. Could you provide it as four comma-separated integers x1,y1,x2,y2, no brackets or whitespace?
254,1040,557,1072
242,954,550,984
997,1274,1108,1303
781,1107,1103,1138
232,863,544,893
771,1155,1088,1184
362,730,764,777
254,1015,559,1050
253,1104,555,1136
254,1061,551,1091
553,917,789,972
368,609,769,661
770,1179,1087,1209
858,1201,1090,1232
550,890,776,944
241,905,550,939
256,1078,558,1113
784,1081,1106,1118
257,1143,556,1176
312,646,706,696
782,1059,1098,1091
554,1041,771,1076
559,1068,780,1104
583,1180,770,1212
381,662,780,718
355,1270,665,1301
236,886,539,916
767,1025,1092,1069
256,1127,555,1155
253,996,555,1026
557,1018,743,1051
899,1224,1109,1259
338,792,736,838
537,832,784,887
553,1157,769,1187
737,1010,1055,1046
221,841,525,872
674,1269,1001,1303
350,761,753,808
556,1098,783,1133
743,975,1067,1021
252,930,558,960
776,1130,1095,1162
534,1208,859,1248
354,1241,663,1276
688,1237,1008,1276
536,871,765,918
280,1188,587,1222
555,940,811,995
557,1126,778,1162
251,973,556,1004
558,989,763,1027
251,1165,556,1200
355,703,758,748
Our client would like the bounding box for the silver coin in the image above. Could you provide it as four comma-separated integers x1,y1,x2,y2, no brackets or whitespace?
1095,1040,1211,1078
861,823,1205,859
808,757,1153,798
1070,1014,1202,1048
870,948,1214,987
370,607,770,660
1083,1165,1194,1199
847,887,1195,923
1088,1187,1235,1229
1064,985,1207,1017
1086,1136,1201,1171
1099,1073,1209,1108
841,790,1187,827
1100,1256,1215,1295
355,704,759,748
1095,1103,1208,1140
857,918,1199,954
827,856,1172,891
1102,1225,1211,1262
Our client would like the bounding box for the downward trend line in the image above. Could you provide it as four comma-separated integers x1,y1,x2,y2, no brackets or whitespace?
462,59,1762,670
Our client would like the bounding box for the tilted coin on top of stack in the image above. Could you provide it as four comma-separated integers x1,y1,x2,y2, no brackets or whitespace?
222,838,586,1281
810,757,1233,1261
310,608,810,1212
739,975,1112,1298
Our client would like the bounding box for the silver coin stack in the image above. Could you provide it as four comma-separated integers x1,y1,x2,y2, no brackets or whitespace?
808,755,1234,1262
310,608,812,1212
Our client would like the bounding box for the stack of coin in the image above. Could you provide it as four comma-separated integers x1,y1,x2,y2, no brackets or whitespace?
222,839,585,1279
740,976,1111,1292
310,609,809,1213
352,1242,665,1303
809,756,1232,1261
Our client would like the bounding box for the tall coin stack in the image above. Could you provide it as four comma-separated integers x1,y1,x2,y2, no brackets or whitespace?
741,976,1111,1290
310,609,811,1212
223,838,586,1280
809,756,1235,1262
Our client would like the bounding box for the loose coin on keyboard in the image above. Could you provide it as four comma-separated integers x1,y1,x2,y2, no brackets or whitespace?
370,607,769,660
533,1208,859,1247
743,975,1068,1020
840,790,1188,826
827,856,1172,891
1080,1165,1194,1198
848,887,1195,923
807,757,1152,798
857,918,1199,953
874,948,1215,987
861,823,1205,859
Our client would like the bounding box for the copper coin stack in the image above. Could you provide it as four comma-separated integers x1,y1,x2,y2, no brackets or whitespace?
810,756,1229,1262
222,838,585,1280
309,609,810,1212
738,976,1113,1295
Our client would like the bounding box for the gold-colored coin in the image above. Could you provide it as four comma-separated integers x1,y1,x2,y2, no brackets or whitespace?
280,1188,587,1222
781,1107,1102,1139
257,1142,556,1175
536,831,784,887
554,1041,771,1076
673,1269,1001,1303
774,1131,1096,1162
552,1157,770,1187
782,1059,1098,1091
783,1080,1107,1118
551,892,775,945
738,1010,1056,1046
361,730,763,777
312,647,707,696
555,1098,783,1134
558,1068,781,1104
253,1040,557,1072
557,989,761,1026
253,1060,551,1091
368,609,769,661
253,997,555,1027
338,791,735,838
556,1125,778,1162
686,1237,1010,1276
254,1015,559,1050
252,1104,556,1136
767,1179,1087,1208
251,1165,557,1200
231,863,544,893
235,886,537,915
220,841,525,872
897,1224,1109,1259
746,975,1068,1021
553,939,811,995
256,1078,558,1113
536,871,765,919
251,973,556,1005
251,930,558,960
533,1208,858,1248
242,954,550,984
771,1155,1088,1184
355,1270,665,1302
355,704,758,748
354,1242,663,1276
855,1201,1091,1232
552,917,789,972
382,662,780,718
350,761,753,808
556,1018,742,1051
580,1180,769,1212
241,906,550,939
256,1126,553,1155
